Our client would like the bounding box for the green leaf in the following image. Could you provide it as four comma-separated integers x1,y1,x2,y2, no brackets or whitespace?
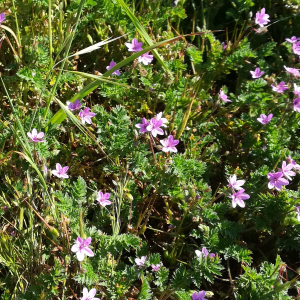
137,279,152,300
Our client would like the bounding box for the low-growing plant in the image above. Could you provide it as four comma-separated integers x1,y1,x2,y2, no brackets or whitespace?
0,0,300,299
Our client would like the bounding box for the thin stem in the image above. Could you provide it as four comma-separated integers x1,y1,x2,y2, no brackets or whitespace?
11,0,22,58
48,0,53,68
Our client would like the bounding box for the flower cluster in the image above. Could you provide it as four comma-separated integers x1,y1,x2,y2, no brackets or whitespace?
134,256,162,271
195,247,215,259
125,38,154,65
227,175,250,208
106,38,153,73
267,156,300,191
135,112,179,153
66,99,96,125
26,129,70,180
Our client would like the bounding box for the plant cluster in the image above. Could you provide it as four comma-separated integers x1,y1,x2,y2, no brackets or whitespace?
1,0,300,299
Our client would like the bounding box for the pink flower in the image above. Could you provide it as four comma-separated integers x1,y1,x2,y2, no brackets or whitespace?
292,41,300,55
286,36,300,44
257,113,273,124
192,291,207,300
160,135,179,153
97,191,111,207
296,206,300,222
135,256,146,267
222,42,227,51
155,112,168,127
71,237,94,261
219,90,232,103
293,83,300,97
267,172,289,191
135,117,149,133
228,174,245,190
0,13,5,23
195,247,215,259
27,128,45,143
284,66,300,77
125,38,143,52
146,118,164,137
254,8,270,27
151,264,161,271
81,288,100,300
138,52,153,65
51,163,69,179
106,60,121,76
250,67,264,78
278,161,296,180
293,98,300,112
66,99,82,111
287,155,300,170
230,189,250,208
271,81,288,93
79,107,96,125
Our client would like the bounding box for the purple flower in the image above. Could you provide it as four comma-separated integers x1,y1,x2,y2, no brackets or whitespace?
192,291,207,300
106,60,121,76
125,38,143,52
219,90,232,103
160,135,179,153
51,163,69,179
292,41,300,55
27,128,45,143
284,66,300,77
0,13,5,24
97,191,111,207
195,247,215,259
79,107,96,125
138,52,153,65
257,113,273,124
293,98,300,112
43,165,48,174
151,264,161,271
286,36,300,44
230,189,250,208
71,237,94,261
287,155,300,170
254,8,270,27
66,99,82,111
150,84,156,92
267,172,289,191
155,112,168,127
146,118,164,137
271,81,289,93
250,67,264,78
293,83,300,97
135,117,150,133
278,161,296,180
228,174,245,190
135,256,146,267
296,206,300,222
81,288,100,300
222,42,227,51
